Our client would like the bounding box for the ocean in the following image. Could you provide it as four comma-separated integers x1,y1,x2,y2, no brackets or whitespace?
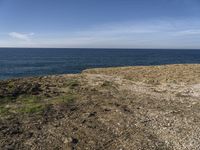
0,48,200,80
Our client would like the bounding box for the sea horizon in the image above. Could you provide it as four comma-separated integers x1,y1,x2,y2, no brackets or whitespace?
1,47,200,50
1,48,200,80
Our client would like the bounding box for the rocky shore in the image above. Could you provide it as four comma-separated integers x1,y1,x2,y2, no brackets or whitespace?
0,64,200,150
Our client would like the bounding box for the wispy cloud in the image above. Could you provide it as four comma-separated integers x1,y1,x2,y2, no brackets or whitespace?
2,19,200,48
8,32,34,41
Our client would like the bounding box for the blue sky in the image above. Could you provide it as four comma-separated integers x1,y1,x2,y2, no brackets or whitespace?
0,0,200,48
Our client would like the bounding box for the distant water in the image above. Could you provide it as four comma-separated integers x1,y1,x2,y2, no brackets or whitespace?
0,48,200,80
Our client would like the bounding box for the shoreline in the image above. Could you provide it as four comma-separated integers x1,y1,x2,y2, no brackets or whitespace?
1,63,200,81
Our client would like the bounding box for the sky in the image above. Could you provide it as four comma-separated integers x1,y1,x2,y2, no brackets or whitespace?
0,0,200,48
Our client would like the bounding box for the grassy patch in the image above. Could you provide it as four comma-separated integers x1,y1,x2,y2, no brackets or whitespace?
0,95,45,116
17,95,42,103
0,90,77,116
18,103,45,114
0,89,76,116
16,95,44,114
50,93,76,105
0,77,80,117
17,92,77,114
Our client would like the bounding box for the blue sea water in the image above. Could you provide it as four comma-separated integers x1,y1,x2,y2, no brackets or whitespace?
0,48,200,80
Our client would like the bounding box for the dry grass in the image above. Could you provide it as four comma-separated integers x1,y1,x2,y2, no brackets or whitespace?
83,64,200,84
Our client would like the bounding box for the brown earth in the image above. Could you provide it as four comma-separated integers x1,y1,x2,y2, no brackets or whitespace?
0,64,200,150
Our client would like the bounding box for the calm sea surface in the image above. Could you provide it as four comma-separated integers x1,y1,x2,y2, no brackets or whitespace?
0,48,200,80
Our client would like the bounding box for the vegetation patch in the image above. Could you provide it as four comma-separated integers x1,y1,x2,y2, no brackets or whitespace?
18,103,45,114
0,92,77,116
50,93,76,105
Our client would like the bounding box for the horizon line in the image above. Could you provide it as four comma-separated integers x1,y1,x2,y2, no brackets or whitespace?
0,47,200,50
